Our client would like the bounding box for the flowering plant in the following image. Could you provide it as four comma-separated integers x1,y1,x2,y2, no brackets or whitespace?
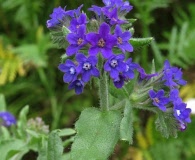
46,0,191,159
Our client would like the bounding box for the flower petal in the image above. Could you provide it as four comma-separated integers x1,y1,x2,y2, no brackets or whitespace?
89,46,99,56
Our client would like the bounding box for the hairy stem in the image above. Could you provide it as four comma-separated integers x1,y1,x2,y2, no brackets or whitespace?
97,55,109,111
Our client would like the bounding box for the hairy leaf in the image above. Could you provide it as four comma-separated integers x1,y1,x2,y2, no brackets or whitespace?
120,100,134,144
47,131,63,160
155,111,178,138
71,108,122,160
130,37,154,47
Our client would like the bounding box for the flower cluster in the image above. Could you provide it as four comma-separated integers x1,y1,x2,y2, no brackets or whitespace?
0,111,16,127
47,0,191,132
148,60,191,131
47,0,139,94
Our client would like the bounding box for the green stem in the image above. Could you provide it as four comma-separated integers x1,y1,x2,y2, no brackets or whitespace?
98,55,109,111
37,68,58,129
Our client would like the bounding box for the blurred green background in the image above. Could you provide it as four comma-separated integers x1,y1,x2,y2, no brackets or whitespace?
0,0,195,159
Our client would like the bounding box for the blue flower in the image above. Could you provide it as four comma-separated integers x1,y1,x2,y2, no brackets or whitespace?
66,25,87,56
0,111,16,127
162,60,187,88
47,7,67,28
58,59,77,83
88,5,102,16
114,25,133,53
113,74,125,88
76,53,100,82
103,8,126,25
103,0,133,13
104,54,126,79
173,102,191,124
169,89,182,104
68,79,84,95
123,58,138,79
137,65,157,80
69,13,88,32
86,22,117,59
149,89,169,111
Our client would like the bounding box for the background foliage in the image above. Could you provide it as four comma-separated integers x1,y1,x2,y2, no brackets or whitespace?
0,0,195,159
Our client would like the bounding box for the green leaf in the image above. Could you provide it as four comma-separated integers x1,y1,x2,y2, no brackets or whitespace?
71,108,122,160
47,131,63,160
0,94,6,111
120,100,134,144
17,105,29,137
0,126,10,140
155,111,178,138
37,137,48,160
0,139,26,160
57,128,76,137
130,37,154,47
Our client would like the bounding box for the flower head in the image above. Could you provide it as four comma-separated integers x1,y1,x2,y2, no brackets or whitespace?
86,22,117,59
162,60,187,88
123,58,138,79
114,25,133,53
69,13,88,32
0,111,16,127
113,74,126,88
104,54,126,79
66,25,87,56
68,79,84,95
58,59,77,83
173,102,191,124
137,65,157,80
47,7,67,28
149,89,169,111
76,53,100,82
103,8,126,25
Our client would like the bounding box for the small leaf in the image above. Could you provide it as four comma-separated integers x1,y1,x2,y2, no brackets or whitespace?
17,105,29,137
71,108,122,160
47,131,63,160
130,37,154,47
57,128,76,137
120,100,134,144
0,126,10,140
37,137,48,160
155,111,178,138
0,94,6,111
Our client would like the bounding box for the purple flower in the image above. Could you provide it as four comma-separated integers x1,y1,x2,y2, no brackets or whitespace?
162,60,187,88
68,79,84,95
120,1,133,13
76,53,100,82
137,65,157,80
149,89,169,112
73,5,83,17
0,111,16,127
123,58,138,79
179,122,186,131
86,22,117,59
173,102,191,124
47,7,66,28
169,89,182,104
66,25,87,56
103,0,133,13
88,5,102,16
104,54,126,79
113,74,125,88
114,25,133,53
69,13,88,32
58,60,77,83
103,8,126,25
